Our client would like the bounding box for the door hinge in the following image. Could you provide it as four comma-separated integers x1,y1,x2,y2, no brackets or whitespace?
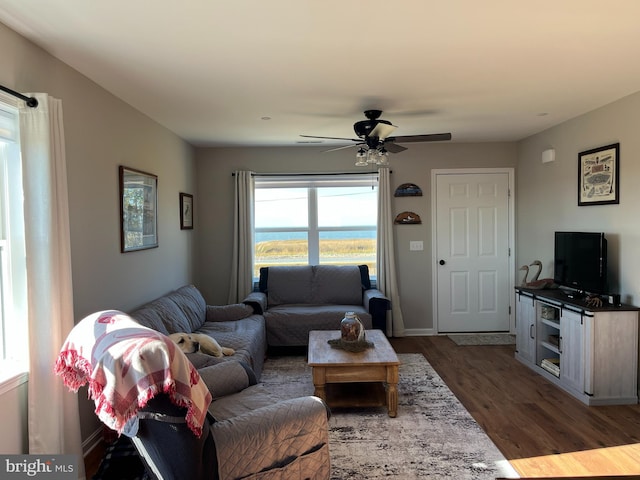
508,247,511,257
509,306,511,315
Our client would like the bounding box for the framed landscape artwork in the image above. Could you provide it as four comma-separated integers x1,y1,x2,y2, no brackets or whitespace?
578,143,620,206
180,192,194,230
119,166,158,252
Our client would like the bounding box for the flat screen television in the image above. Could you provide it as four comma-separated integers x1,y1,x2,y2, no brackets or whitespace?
554,231,607,294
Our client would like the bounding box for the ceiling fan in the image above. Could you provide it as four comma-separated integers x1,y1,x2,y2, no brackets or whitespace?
300,110,452,166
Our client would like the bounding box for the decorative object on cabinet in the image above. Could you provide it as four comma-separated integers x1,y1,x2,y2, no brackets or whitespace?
520,261,556,289
519,265,530,286
119,166,158,252
179,192,193,230
525,260,556,289
394,211,421,224
540,305,558,320
394,183,423,197
578,143,620,206
585,294,603,308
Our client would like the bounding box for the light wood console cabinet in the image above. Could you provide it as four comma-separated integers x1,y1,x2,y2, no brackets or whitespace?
515,287,639,405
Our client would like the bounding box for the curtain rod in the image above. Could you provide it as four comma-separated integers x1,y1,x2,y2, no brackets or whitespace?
0,84,38,108
231,171,390,177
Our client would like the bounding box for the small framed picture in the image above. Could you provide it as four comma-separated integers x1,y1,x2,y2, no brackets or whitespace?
119,166,158,252
578,143,620,206
180,193,194,229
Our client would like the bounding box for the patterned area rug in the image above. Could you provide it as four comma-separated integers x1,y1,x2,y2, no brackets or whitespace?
261,353,519,479
448,334,516,346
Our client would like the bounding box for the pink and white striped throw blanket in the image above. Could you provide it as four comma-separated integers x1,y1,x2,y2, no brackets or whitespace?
55,310,212,437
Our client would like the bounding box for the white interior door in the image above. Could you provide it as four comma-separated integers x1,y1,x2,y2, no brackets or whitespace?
434,171,511,333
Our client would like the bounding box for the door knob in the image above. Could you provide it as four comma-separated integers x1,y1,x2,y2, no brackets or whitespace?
439,259,446,265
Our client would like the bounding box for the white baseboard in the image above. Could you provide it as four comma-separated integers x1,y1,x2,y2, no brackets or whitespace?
403,328,437,336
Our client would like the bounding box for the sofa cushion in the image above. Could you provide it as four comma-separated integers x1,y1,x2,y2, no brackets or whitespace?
267,266,313,306
198,361,257,400
196,315,267,378
312,265,362,304
166,285,207,331
206,303,254,322
264,304,372,347
129,306,171,336
131,296,193,334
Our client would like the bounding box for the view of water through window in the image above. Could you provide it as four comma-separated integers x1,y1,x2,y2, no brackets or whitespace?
254,181,377,278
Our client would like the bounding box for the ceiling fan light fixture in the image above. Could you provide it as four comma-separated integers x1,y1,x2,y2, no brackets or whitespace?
307,110,452,167
376,147,389,165
355,146,391,166
366,149,378,164
355,148,368,166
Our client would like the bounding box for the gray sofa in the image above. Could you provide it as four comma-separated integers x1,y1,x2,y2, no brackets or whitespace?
130,284,267,377
126,285,331,479
243,265,390,347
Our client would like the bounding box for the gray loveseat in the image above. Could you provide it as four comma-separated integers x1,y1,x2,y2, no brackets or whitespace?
243,265,390,347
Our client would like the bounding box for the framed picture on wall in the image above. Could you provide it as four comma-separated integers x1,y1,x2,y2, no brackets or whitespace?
578,143,620,206
119,166,158,252
180,193,194,229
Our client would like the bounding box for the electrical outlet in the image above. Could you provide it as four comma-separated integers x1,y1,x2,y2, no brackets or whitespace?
409,241,423,251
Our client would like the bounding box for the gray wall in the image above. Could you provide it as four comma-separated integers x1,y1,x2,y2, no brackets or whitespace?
0,21,197,452
517,91,640,305
194,142,518,333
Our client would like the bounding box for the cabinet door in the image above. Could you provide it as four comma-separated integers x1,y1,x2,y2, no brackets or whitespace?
515,292,536,363
560,308,584,394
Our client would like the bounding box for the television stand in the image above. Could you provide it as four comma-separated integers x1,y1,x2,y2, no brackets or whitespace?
515,286,639,406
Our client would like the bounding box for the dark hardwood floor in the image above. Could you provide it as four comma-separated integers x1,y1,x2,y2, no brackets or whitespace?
85,335,640,478
390,335,640,477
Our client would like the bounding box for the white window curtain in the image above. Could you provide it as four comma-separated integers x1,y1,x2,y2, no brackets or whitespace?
228,170,255,303
376,167,405,337
20,94,85,479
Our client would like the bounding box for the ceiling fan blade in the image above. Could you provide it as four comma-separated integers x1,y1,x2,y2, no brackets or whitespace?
300,134,360,142
322,144,361,153
369,122,397,140
390,133,452,143
384,142,408,153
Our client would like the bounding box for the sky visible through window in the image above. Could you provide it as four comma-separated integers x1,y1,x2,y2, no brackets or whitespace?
255,187,376,228
254,185,378,276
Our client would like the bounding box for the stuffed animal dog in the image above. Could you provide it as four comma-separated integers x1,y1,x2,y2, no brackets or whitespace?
169,332,235,357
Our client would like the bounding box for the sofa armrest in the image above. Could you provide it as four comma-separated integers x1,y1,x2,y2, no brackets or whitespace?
242,291,267,315
211,396,330,480
364,288,391,331
205,303,254,322
197,360,257,399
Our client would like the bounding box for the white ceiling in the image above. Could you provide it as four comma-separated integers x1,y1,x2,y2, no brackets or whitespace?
2,1,640,148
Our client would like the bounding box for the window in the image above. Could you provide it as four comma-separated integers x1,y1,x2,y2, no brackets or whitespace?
254,174,378,279
0,97,28,385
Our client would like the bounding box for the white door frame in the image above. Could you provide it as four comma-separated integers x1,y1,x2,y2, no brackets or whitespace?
431,168,516,334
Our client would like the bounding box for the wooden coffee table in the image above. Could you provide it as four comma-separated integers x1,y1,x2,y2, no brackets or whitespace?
308,329,400,417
